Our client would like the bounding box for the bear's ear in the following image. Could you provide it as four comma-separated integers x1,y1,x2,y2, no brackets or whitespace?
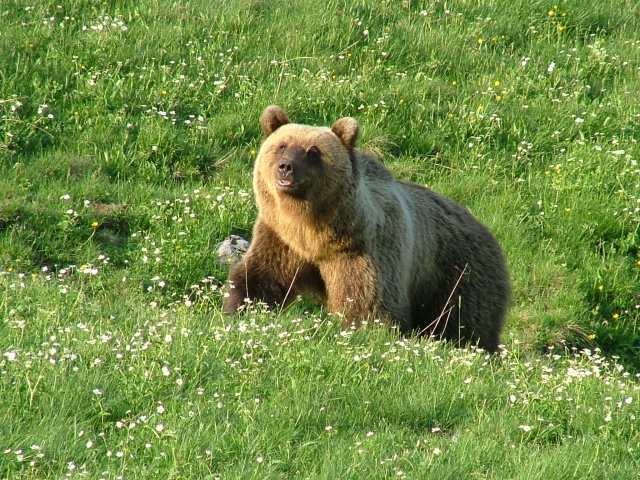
260,105,290,136
331,117,359,151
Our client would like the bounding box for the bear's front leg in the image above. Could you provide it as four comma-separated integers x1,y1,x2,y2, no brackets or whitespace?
319,254,387,327
223,221,310,314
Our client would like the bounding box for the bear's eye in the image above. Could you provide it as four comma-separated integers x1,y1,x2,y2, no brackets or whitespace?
277,143,287,152
306,146,321,162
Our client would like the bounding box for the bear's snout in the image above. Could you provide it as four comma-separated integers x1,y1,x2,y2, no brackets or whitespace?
273,146,311,195
276,158,297,190
277,160,294,177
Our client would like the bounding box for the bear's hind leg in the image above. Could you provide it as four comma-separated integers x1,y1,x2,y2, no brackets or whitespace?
412,280,504,353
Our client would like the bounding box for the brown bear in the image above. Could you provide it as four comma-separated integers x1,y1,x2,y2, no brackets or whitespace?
223,105,510,351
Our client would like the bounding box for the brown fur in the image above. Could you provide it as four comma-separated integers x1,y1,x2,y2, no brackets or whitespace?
224,106,510,351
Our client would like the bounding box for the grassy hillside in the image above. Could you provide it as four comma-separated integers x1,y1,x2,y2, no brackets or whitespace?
1,0,639,478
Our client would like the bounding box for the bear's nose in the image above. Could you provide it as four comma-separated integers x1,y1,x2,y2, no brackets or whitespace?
278,161,293,176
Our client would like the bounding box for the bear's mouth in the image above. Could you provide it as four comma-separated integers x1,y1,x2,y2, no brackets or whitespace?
275,177,306,196
277,178,296,189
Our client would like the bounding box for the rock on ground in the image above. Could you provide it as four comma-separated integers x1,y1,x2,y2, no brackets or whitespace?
217,235,249,266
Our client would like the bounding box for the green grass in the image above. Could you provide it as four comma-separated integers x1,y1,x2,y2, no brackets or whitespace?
1,0,639,477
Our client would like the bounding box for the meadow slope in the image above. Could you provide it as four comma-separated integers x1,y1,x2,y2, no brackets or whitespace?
1,0,639,478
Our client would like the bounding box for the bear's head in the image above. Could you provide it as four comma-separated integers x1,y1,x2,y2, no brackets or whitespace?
254,105,359,211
